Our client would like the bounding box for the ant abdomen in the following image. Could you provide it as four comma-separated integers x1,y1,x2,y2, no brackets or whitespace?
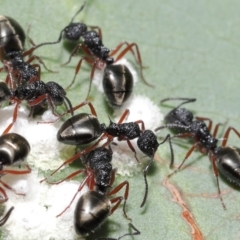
57,113,103,145
74,190,110,235
215,146,240,185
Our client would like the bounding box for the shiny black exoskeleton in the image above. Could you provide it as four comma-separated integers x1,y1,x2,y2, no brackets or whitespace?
157,97,240,209
103,64,133,107
0,133,30,170
45,147,131,236
0,15,25,60
35,2,113,64
57,107,173,207
57,113,103,145
75,147,114,235
214,146,240,186
0,133,31,203
156,97,219,157
57,113,143,145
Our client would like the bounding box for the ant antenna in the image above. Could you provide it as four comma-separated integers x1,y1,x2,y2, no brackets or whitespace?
140,134,174,207
70,1,87,24
161,97,196,109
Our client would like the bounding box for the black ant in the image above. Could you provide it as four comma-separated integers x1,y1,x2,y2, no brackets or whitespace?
34,1,152,99
103,63,133,108
0,206,14,226
156,97,240,209
0,15,55,89
43,146,134,236
0,80,74,134
52,101,174,207
0,133,31,202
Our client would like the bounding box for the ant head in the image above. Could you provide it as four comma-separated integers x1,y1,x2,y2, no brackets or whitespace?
64,23,87,41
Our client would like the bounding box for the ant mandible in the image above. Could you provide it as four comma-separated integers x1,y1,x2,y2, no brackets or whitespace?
156,97,240,209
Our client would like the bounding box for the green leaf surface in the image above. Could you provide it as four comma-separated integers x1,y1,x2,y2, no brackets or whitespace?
1,0,240,239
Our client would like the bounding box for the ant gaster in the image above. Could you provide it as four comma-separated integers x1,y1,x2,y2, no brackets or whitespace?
0,133,31,202
55,101,174,207
103,64,133,108
156,97,240,209
44,147,132,236
0,80,74,134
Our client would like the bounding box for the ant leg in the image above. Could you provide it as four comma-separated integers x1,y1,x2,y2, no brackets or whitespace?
126,140,140,163
117,109,130,124
62,43,93,66
26,55,56,73
60,100,98,118
28,94,58,116
0,187,8,203
222,127,240,147
86,59,100,100
108,180,130,220
44,169,85,185
56,171,94,217
110,42,153,87
2,101,21,135
209,154,226,210
0,180,25,196
0,206,14,226
0,164,31,175
40,141,105,183
65,55,94,91
135,120,145,131
24,29,65,54
168,141,199,178
212,123,223,138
